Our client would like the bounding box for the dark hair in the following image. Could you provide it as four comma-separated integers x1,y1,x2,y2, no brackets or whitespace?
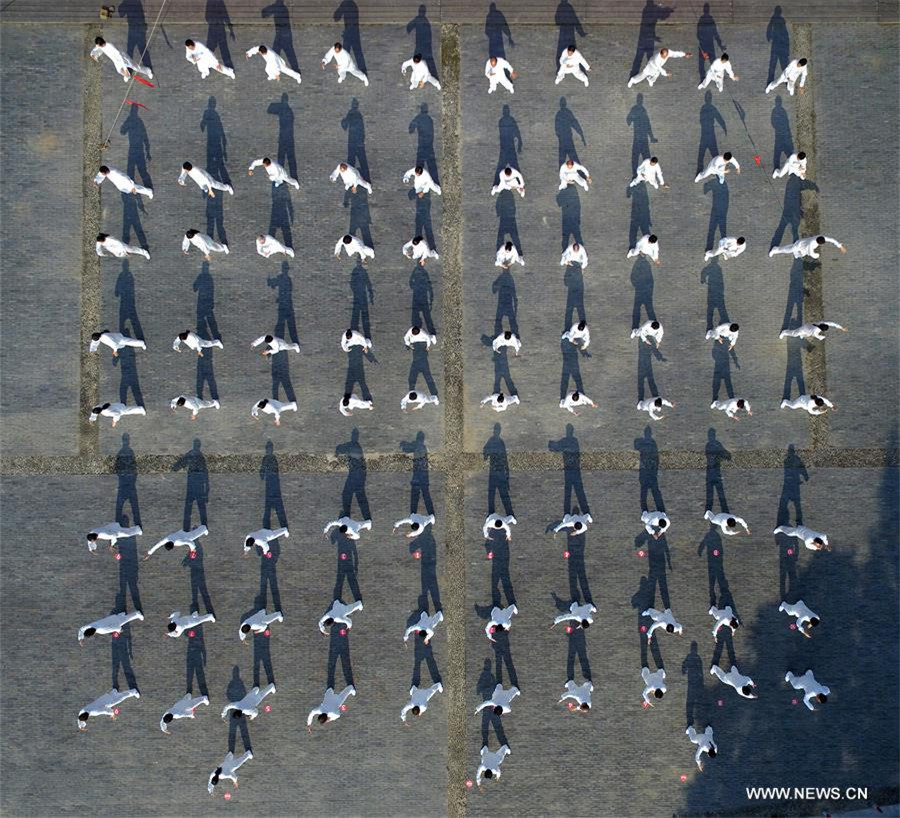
651,321,660,329
323,617,334,627
334,42,342,49
185,229,198,238
736,399,745,408
797,151,806,160
211,772,220,785
572,391,580,400
654,398,663,407
494,519,503,527
816,236,826,244
411,705,421,715
494,624,506,632
816,693,827,703
808,617,820,627
813,397,825,407
708,747,717,757
415,166,423,174
736,237,745,245
343,235,352,243
504,167,512,175
164,542,174,550
654,689,664,699
317,713,328,723
262,158,271,165
231,710,243,719
87,532,98,541
96,233,108,242
730,323,739,332
650,156,658,163
741,685,753,696
581,619,590,629
721,53,729,61
99,165,110,174
241,624,251,633
658,519,668,528
504,331,512,339
185,39,195,47
723,152,732,160
176,397,186,406
342,395,351,405
95,36,105,45
726,518,736,527
505,241,513,251
493,705,503,716
730,618,739,629
339,524,348,533
84,627,97,638
182,161,192,170
178,331,189,340
410,522,420,530
345,330,353,339
568,43,576,51
666,623,675,632
411,326,421,334
412,236,422,244
580,702,590,711
167,622,177,632
264,334,274,343
409,391,418,401
414,54,422,62
483,769,493,779
798,58,807,66
813,536,824,545
817,324,830,332
259,45,268,54
91,332,102,341
648,234,658,243
79,712,89,721
577,321,586,330
257,399,268,409
163,713,174,723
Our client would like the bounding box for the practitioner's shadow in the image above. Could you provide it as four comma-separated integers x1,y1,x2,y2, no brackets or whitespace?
261,440,288,530
331,528,362,602
194,262,221,342
560,335,587,401
484,423,514,517
206,189,227,246
557,185,583,250
341,98,369,183
555,0,587,68
121,191,148,252
201,96,232,187
703,178,729,252
115,261,144,341
409,186,437,252
705,428,731,513
630,257,656,328
630,0,673,78
682,640,709,727
173,438,209,530
269,262,299,345
776,444,808,599
196,346,219,403
408,342,439,397
696,2,725,82
565,613,592,681
771,173,818,249
555,97,585,166
480,336,517,398
262,0,300,73
628,179,652,250
271,346,297,404
337,428,371,519
182,541,215,616
635,532,673,616
334,0,366,75
635,426,665,513
186,622,209,697
349,187,374,250
269,182,295,249
411,527,442,611
110,592,139,693
782,336,806,401
780,258,806,333
700,259,729,331
240,593,276,688
711,588,740,668
118,0,152,70
226,665,252,753
401,431,435,515
481,528,516,608
627,93,657,174
698,526,729,608
475,602,519,687
637,338,665,402
205,0,235,69
563,262,586,329
267,93,297,181
771,95,794,170
766,6,790,87
115,433,142,527
349,261,374,339
116,512,143,614
327,617,355,689
495,105,523,185
632,575,665,670
407,5,438,81
484,1,514,59
711,333,738,402
120,104,152,188
410,265,437,335
114,341,144,407
476,658,508,745
697,91,727,175
549,424,590,516
496,190,523,256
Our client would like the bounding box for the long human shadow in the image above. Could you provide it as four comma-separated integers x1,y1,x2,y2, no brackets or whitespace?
771,94,794,170
700,259,728,331
410,102,439,187
549,424,590,515
555,97,585,166
115,261,144,341
411,528,441,611
410,186,436,252
766,5,790,86
710,587,739,668
475,600,519,686
557,185,583,251
173,439,209,531
334,0,366,74
261,440,288,530
491,268,518,340
267,93,297,182
495,190,522,255
407,5,438,80
484,423,514,517
349,261,373,339
186,622,209,697
631,0,673,78
241,593,276,687
630,257,656,329
196,348,219,403
269,182,295,248
409,343,438,396
412,614,442,687
682,640,709,728
205,188,227,246
781,257,806,334
782,335,806,401
628,179,652,250
327,615,355,689
115,433,142,528
272,349,296,403
699,524,731,608
111,594,139,693
120,104,152,188
564,529,594,604
696,1,725,82
269,262,299,345
711,333,738,402
555,0,587,69
194,262,220,341
476,658,508,745
562,601,592,682
116,512,143,614
183,541,215,616
560,336,587,400
480,338,517,397
627,93,657,175
705,428,731,513
634,425,665,513
342,98,369,184
344,337,374,403
201,96,232,187
205,0,235,68
226,665,252,753
337,428,370,519
262,0,300,72
118,0,152,70
632,575,665,670
331,528,362,601
563,263,586,330
402,431,435,515
638,341,664,401
113,342,143,409
410,265,437,335
484,1,514,60
697,91,727,175
775,443,808,600
495,105,522,185
635,530,672,611
121,191,148,252
703,178,729,252
349,187,374,249
771,174,819,249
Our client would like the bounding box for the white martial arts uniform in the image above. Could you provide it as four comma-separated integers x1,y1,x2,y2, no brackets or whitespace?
686,726,717,770
773,152,807,180
630,158,666,189
485,604,518,641
556,48,591,86
560,391,597,415
170,395,220,418
402,391,439,411
481,393,520,412
96,235,150,259
251,398,298,425
553,601,596,627
483,513,516,540
89,402,146,426
492,331,521,356
778,599,819,637
341,330,372,352
78,688,140,729
641,667,667,705
401,683,443,721
248,158,299,189
79,611,144,643
704,511,751,536
705,236,746,261
698,56,737,92
637,397,674,421
86,521,142,552
401,57,441,90
90,331,146,355
339,394,374,416
91,39,153,82
208,751,252,794
780,394,834,415
393,513,436,536
779,322,845,341
182,231,229,258
559,680,593,709
185,40,235,79
474,684,520,715
476,745,511,786
95,167,153,198
773,524,829,551
178,164,233,196
307,685,356,725
251,334,300,354
495,243,524,267
627,233,660,262
243,527,289,555
695,154,740,184
706,323,740,348
710,664,757,698
404,326,437,348
173,331,223,355
256,234,294,258
146,526,209,558
769,235,845,259
404,167,442,196
785,670,829,710
323,516,372,540
319,600,363,633
168,610,216,637
641,510,671,538
322,46,368,85
239,610,283,641
335,235,375,261
492,167,525,197
632,320,663,346
766,58,808,95
160,694,209,733
709,605,739,638
561,321,590,349
628,48,688,87
404,610,444,643
403,237,439,263
485,57,516,94
246,45,302,83
711,398,752,419
560,243,588,268
330,164,372,194
559,161,591,191
552,513,592,535
643,607,683,640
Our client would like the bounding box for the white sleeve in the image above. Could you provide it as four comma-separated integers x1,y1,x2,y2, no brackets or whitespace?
323,48,335,65
246,46,259,58
824,236,843,249
484,60,492,77
725,62,736,79
249,159,264,171
251,336,267,348
93,172,105,185
403,168,414,183
177,169,188,185
182,236,191,253
401,59,413,73
91,45,103,60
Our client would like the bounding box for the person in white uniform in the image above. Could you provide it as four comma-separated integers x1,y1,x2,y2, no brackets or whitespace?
711,397,752,419
86,521,143,552
243,527,289,556
340,394,374,416
160,694,209,733
401,683,443,722
561,321,590,349
207,751,253,795
627,47,690,87
167,610,216,637
145,525,209,559
784,669,829,710
485,604,518,641
170,395,220,419
248,157,300,189
90,330,147,356
710,664,757,698
705,236,746,262
307,685,357,729
552,513,593,537
178,161,233,197
709,604,739,639
695,152,740,184
779,321,845,341
95,165,153,199
256,233,294,258
88,402,146,427
778,599,820,637
404,610,444,644
631,319,664,346
492,330,521,356
483,513,516,540
335,234,375,261
404,326,437,348
641,510,670,539
481,392,520,412
485,55,517,94
322,42,368,86
559,159,592,191
641,667,667,705
475,684,520,716
686,725,717,770
251,398,298,426
77,688,140,729
780,394,835,415
772,524,830,551
323,516,372,540
556,44,591,86
769,235,845,259
706,322,739,349
404,165,442,196
559,680,593,711
79,610,144,644
330,162,372,194
630,157,667,189
319,599,364,633
403,236,439,264
393,513,436,536
185,38,235,79
637,397,675,421
698,53,738,92
342,329,373,352
173,330,224,355
401,53,441,90
642,608,683,641
182,230,229,260
560,242,588,268
560,391,597,415
96,234,150,260
765,57,808,95
239,610,284,640
476,745,511,786
552,600,596,628
704,511,751,536
402,391,440,412
251,334,300,355
772,151,807,180
627,233,660,263
496,241,524,268
246,44,302,83
492,166,525,197
91,36,153,82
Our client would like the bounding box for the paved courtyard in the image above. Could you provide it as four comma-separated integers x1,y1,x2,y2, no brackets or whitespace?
0,1,897,816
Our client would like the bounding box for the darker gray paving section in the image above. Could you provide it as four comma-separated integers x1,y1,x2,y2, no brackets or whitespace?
1,466,447,815
0,25,84,455
813,26,899,451
461,24,810,454
463,460,898,817
96,23,444,455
